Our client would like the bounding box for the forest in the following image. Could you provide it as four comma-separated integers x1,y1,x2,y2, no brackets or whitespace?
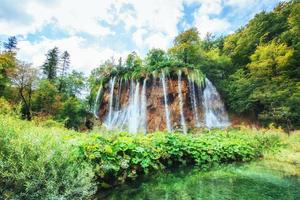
0,0,299,199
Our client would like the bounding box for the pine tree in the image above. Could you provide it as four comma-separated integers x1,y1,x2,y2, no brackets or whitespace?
3,36,18,52
42,47,59,81
58,51,70,92
60,51,70,77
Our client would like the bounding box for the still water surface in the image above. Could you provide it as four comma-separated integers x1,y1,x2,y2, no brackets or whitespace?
99,165,300,200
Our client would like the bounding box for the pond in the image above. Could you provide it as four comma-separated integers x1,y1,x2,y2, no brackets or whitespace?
98,164,300,200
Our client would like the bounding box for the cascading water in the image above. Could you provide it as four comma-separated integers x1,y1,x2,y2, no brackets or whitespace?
97,72,230,134
128,82,140,133
116,79,122,110
105,77,116,128
140,79,147,133
104,79,148,134
161,72,172,132
202,78,230,128
188,79,201,127
178,71,187,134
93,85,102,118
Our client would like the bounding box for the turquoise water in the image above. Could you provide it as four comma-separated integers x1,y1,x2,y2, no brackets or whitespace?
99,165,300,200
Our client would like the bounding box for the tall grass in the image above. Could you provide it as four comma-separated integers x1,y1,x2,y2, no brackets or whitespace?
251,130,300,177
0,116,96,199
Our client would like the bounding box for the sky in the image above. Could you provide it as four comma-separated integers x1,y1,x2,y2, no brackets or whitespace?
0,0,283,75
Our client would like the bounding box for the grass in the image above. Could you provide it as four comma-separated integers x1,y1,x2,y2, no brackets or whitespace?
249,130,300,177
0,115,96,199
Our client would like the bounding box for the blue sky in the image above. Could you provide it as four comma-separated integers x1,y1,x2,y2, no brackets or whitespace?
0,0,283,74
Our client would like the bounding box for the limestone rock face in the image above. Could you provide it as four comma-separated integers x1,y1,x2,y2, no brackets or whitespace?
98,76,203,132
96,74,229,133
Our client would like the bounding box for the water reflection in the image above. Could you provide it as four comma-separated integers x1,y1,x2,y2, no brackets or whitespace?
99,165,300,200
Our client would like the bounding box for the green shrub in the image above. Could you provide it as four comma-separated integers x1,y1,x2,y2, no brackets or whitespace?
0,98,17,116
82,128,281,188
0,116,96,199
32,117,65,129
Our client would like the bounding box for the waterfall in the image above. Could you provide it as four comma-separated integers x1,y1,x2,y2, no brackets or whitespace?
178,71,187,134
161,72,172,132
93,85,102,118
188,79,201,127
128,81,141,133
106,77,116,128
140,79,147,133
202,78,230,128
95,73,230,133
116,78,123,110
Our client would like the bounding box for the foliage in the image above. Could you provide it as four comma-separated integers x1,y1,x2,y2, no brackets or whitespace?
32,79,61,115
0,97,14,115
82,127,281,188
60,70,86,98
169,28,204,65
32,116,65,129
203,1,300,129
57,97,87,130
42,47,60,80
251,130,300,177
3,36,18,52
0,116,96,199
0,52,16,96
11,62,38,120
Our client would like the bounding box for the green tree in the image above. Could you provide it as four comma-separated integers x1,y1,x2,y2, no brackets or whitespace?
42,47,60,81
126,51,142,68
168,28,203,65
58,51,71,92
60,51,70,76
32,80,61,116
62,70,85,98
12,62,38,120
145,48,167,67
58,97,86,130
0,52,16,96
3,36,18,52
248,42,297,128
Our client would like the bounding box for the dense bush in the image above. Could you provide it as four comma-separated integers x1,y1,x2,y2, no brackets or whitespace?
0,115,282,198
0,98,14,115
82,128,281,188
0,116,96,199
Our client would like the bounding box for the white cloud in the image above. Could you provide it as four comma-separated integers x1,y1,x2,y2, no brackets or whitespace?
191,0,231,38
144,32,170,50
197,0,222,16
132,28,147,47
27,0,114,37
194,15,230,38
17,36,128,75
0,0,115,37
123,0,184,38
224,0,283,19
118,0,186,50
